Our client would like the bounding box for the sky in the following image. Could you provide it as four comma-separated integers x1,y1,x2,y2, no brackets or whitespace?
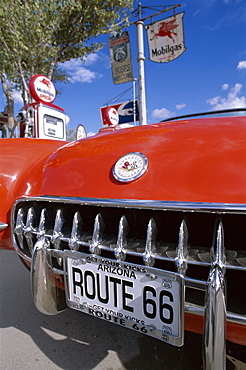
1,0,246,137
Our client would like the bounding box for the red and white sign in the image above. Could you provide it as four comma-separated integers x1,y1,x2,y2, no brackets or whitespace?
102,107,119,127
76,124,87,140
100,101,139,126
29,74,56,103
146,12,186,63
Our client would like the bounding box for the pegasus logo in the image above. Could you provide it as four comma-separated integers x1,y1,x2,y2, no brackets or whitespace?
151,19,178,42
40,78,52,89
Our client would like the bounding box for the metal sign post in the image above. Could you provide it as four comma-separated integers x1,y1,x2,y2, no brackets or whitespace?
136,3,147,125
134,3,182,126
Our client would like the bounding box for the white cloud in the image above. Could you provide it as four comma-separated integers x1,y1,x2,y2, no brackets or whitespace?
62,59,83,70
237,61,246,70
222,83,229,90
60,56,102,84
152,108,175,120
208,96,222,105
119,123,134,128
12,90,23,105
84,53,99,66
69,67,97,83
207,83,246,110
176,103,186,110
87,131,96,137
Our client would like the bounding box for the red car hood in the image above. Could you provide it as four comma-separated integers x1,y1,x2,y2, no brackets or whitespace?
41,116,246,204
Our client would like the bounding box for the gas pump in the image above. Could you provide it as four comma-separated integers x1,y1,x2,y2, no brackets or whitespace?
18,75,67,141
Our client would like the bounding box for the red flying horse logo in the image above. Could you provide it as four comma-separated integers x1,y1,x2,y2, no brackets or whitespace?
151,19,178,42
40,78,51,89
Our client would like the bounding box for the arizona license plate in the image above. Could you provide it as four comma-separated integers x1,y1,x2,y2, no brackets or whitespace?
64,251,184,346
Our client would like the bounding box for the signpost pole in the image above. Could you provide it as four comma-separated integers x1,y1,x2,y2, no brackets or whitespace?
133,79,137,126
136,3,147,125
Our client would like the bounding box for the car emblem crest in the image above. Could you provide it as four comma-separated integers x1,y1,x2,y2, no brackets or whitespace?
113,152,148,182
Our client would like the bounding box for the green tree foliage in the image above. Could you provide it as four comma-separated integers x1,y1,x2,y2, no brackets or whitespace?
0,0,133,136
66,128,76,141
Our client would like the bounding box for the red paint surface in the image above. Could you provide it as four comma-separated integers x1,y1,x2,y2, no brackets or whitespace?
42,116,246,203
0,138,67,249
0,115,245,344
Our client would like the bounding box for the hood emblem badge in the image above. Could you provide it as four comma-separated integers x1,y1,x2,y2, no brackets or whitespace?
113,152,148,182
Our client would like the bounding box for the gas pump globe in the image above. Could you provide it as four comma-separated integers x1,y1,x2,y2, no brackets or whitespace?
18,75,67,141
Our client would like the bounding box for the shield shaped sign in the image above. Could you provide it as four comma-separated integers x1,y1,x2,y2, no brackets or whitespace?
146,12,186,63
109,32,134,84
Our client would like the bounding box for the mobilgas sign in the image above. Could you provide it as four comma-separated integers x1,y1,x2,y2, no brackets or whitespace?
146,12,186,63
100,101,139,125
29,74,56,103
109,32,134,85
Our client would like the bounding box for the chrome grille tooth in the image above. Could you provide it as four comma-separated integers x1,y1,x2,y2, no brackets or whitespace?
143,218,157,266
51,209,64,250
89,213,105,255
68,211,83,251
175,219,189,276
14,208,25,248
23,207,36,254
212,220,226,270
114,215,129,261
37,208,46,240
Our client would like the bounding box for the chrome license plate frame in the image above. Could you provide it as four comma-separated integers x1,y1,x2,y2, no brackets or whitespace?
64,251,184,346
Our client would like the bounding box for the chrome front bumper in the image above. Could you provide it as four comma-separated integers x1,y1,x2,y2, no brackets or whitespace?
31,223,228,369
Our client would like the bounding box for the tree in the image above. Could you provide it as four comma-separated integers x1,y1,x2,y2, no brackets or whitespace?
66,128,76,142
0,74,15,136
0,0,133,136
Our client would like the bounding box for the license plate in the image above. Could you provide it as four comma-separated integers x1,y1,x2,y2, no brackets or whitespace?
64,251,184,346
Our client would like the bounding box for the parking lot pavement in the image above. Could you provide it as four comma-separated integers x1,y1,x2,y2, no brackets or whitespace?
0,249,245,370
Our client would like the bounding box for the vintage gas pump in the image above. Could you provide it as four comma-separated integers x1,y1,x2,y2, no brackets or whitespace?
18,75,67,141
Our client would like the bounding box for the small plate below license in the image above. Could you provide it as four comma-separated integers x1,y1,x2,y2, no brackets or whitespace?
64,251,184,346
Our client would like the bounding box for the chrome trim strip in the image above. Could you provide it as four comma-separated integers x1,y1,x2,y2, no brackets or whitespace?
184,303,246,325
0,222,8,231
14,196,246,214
227,312,246,325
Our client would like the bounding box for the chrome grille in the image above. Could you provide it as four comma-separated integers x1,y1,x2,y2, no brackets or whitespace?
12,196,246,321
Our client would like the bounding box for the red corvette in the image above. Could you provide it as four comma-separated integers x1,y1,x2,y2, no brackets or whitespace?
0,109,245,368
